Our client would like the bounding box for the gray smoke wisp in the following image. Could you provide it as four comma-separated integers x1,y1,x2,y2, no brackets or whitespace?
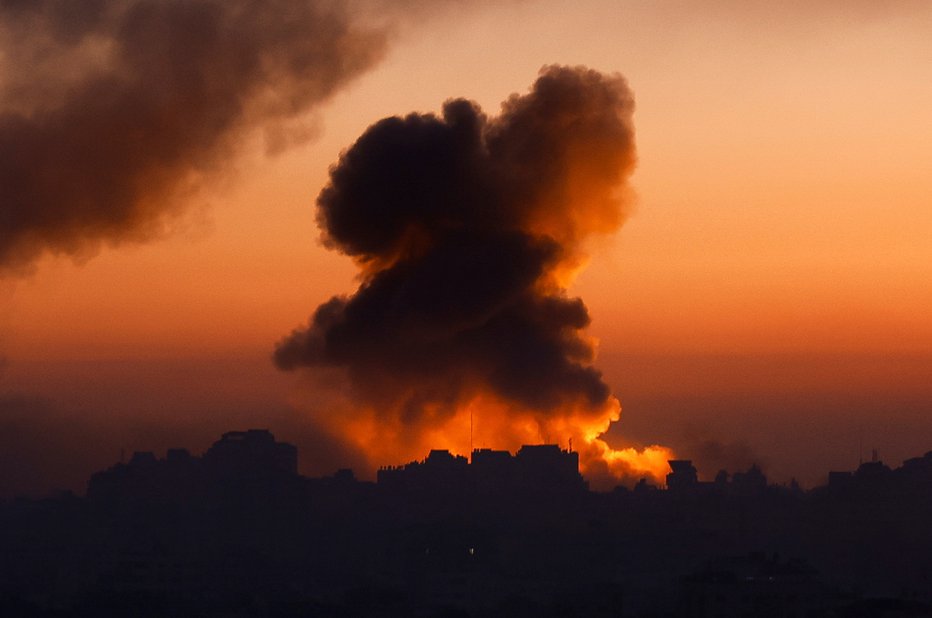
0,0,385,271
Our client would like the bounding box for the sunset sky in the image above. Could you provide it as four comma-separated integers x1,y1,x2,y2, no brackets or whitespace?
3,0,932,495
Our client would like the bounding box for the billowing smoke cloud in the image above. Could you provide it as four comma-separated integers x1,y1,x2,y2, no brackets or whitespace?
276,66,672,487
0,0,385,271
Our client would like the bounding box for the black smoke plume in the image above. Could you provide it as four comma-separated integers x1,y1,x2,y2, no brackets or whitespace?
276,66,636,449
0,0,385,271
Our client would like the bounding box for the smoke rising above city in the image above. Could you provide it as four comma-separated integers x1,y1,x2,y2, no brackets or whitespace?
276,66,671,485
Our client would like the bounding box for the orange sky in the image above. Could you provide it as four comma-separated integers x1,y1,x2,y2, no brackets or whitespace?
3,1,932,492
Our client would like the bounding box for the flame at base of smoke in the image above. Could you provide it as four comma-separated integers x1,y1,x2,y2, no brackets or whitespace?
291,374,672,490
578,436,676,491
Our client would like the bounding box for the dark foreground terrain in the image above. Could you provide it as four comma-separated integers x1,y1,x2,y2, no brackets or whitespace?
2,429,931,617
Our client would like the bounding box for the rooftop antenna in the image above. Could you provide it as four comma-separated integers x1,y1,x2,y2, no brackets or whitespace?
469,408,473,461
568,437,573,452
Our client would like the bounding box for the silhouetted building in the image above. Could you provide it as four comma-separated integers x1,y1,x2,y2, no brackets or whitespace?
128,451,157,467
87,429,298,503
667,459,699,491
377,444,585,494
203,429,297,477
165,448,193,464
377,448,469,493
731,463,767,493
827,470,856,494
514,444,582,490
633,477,659,494
901,451,932,478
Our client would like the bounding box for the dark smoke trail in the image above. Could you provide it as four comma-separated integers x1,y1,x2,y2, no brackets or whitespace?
275,66,664,481
0,0,385,272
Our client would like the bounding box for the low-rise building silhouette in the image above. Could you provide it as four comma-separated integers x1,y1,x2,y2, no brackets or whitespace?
87,429,299,504
377,443,586,495
203,429,298,477
666,459,699,491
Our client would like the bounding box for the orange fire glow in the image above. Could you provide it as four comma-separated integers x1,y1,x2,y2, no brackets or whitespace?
294,377,673,490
